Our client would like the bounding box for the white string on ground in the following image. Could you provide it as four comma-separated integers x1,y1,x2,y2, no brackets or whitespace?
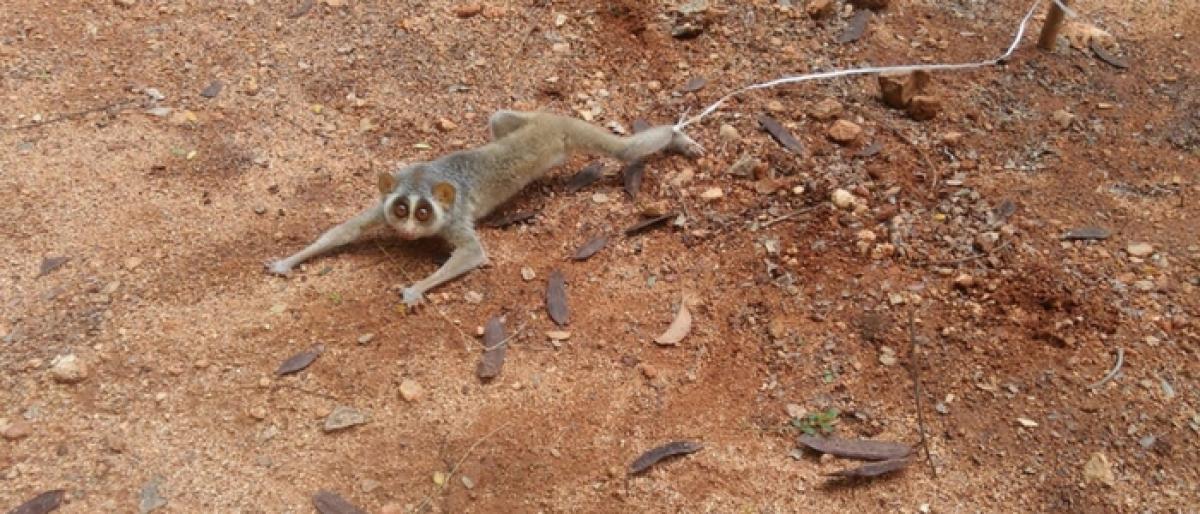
674,0,1079,131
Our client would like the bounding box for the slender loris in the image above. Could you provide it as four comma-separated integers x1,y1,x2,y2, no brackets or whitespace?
267,110,703,306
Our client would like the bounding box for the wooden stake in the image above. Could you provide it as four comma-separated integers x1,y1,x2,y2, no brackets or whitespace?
1037,0,1069,51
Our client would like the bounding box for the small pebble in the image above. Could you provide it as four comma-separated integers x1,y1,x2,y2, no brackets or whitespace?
718,124,740,143
700,187,724,201
323,406,368,432
1,421,33,441
827,120,862,144
1126,242,1154,257
520,267,536,281
464,291,484,304
399,379,425,402
809,98,843,121
357,333,375,345
591,193,609,204
360,479,381,493
50,354,88,383
831,188,855,209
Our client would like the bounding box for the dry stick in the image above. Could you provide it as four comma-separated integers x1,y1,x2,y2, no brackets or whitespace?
415,421,514,513
1088,347,1124,389
372,241,477,352
907,309,939,479
1,99,137,132
484,320,529,352
1037,0,1070,51
762,206,817,228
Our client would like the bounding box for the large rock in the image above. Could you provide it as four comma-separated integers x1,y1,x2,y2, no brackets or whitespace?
878,70,929,109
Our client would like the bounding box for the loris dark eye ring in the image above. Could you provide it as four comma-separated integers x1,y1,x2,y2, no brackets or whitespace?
415,205,431,222
393,202,409,218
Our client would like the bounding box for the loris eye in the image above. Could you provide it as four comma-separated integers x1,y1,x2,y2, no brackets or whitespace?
392,202,409,218
415,204,432,222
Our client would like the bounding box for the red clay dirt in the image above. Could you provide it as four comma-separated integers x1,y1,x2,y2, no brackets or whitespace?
2,1,1197,512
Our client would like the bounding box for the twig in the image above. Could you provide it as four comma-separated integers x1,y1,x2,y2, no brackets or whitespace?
1088,347,1124,389
372,242,477,352
416,421,513,513
907,309,939,479
762,206,816,228
1,99,138,132
484,320,529,351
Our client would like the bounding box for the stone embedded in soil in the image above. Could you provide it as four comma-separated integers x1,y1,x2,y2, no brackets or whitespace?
139,478,168,513
850,0,890,9
831,188,856,209
520,266,536,281
50,354,88,383
907,95,942,121
1083,452,1116,487
827,120,862,144
464,290,484,304
1126,242,1154,257
399,379,425,402
1052,109,1075,130
323,406,369,432
806,0,835,19
357,333,375,345
718,123,740,143
359,479,381,493
452,3,483,18
878,70,929,109
2,420,33,441
700,187,724,201
809,98,843,121
437,118,457,132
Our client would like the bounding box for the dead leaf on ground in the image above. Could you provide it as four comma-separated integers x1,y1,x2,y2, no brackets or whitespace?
798,434,912,461
312,490,367,514
681,76,708,93
476,316,506,380
275,344,325,376
837,10,871,44
855,141,882,157
625,213,675,236
824,457,911,479
288,0,314,18
9,489,66,514
757,115,804,154
565,161,605,193
37,256,70,278
483,210,537,228
654,303,692,346
629,440,703,475
622,160,646,200
1090,40,1129,69
546,269,569,326
1062,226,1111,241
572,236,609,261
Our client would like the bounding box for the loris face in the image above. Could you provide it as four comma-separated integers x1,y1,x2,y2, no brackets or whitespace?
377,166,457,240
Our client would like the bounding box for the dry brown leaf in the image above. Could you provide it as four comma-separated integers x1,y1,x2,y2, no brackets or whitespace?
629,440,703,474
798,434,912,461
312,490,367,514
572,236,609,261
757,115,804,154
546,270,569,326
9,489,66,514
476,316,506,380
565,161,605,193
824,457,911,478
654,303,692,346
275,344,324,376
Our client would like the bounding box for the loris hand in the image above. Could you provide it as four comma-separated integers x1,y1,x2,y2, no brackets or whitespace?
401,287,425,308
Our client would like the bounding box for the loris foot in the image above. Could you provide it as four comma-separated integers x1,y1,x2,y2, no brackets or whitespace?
669,130,705,158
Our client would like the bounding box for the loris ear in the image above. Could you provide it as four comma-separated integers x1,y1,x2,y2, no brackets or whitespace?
377,172,397,195
432,181,457,208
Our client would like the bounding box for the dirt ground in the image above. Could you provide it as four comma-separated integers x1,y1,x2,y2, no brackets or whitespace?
2,0,1198,512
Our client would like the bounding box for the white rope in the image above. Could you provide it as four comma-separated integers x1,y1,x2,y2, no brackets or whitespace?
675,0,1077,131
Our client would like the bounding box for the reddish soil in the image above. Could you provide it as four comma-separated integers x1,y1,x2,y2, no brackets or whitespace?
2,1,1197,512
